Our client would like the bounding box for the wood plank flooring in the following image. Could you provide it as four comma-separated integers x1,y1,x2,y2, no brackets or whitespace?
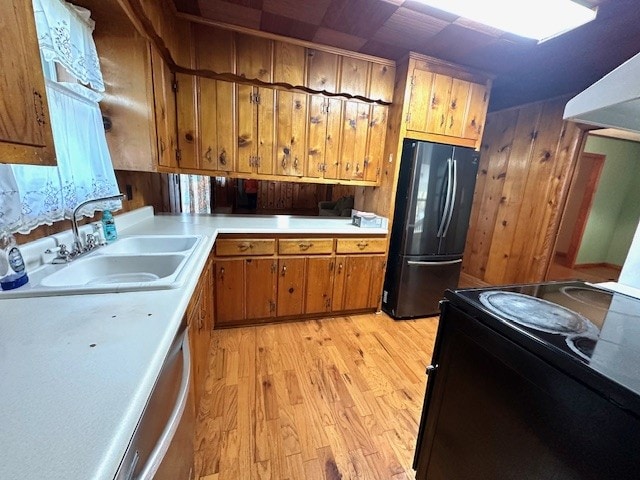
194,313,439,479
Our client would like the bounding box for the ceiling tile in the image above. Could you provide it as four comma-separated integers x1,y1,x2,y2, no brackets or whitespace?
321,0,398,38
260,12,318,41
263,0,331,25
312,27,367,52
421,24,497,64
197,0,262,28
453,17,503,37
402,0,459,22
359,39,407,60
373,7,448,50
222,0,263,8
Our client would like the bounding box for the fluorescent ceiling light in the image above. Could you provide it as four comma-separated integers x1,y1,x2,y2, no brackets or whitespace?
417,0,597,41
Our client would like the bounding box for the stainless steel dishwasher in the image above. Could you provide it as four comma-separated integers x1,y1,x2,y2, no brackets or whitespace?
115,319,194,480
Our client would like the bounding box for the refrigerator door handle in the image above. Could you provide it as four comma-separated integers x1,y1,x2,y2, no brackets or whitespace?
407,259,463,266
441,159,458,238
437,157,454,237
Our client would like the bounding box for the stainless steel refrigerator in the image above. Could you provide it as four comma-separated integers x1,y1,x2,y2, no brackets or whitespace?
382,139,479,318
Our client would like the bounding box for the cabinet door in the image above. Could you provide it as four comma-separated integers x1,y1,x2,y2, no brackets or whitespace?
236,84,256,173
425,74,453,135
176,72,199,169
276,90,307,177
364,104,387,183
332,256,347,312
306,49,339,92
0,0,56,165
406,67,434,133
307,96,327,179
323,98,343,180
343,256,374,311
256,88,276,175
463,82,489,141
367,255,386,310
340,101,369,180
277,257,306,317
245,258,277,320
273,41,305,86
305,257,335,314
236,33,272,82
199,78,236,172
214,259,245,326
151,48,177,170
445,79,470,138
339,57,369,98
368,63,396,104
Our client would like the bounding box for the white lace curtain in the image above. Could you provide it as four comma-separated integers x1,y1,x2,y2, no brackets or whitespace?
32,0,104,91
0,0,119,234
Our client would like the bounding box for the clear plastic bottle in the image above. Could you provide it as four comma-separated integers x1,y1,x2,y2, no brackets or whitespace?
0,231,29,290
102,210,118,243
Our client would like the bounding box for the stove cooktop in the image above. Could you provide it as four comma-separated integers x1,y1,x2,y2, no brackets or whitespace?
446,281,640,402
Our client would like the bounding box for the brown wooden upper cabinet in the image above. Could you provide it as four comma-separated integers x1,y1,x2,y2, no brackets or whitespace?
236,85,276,175
306,96,343,180
406,57,491,145
236,33,273,82
0,0,56,166
275,90,308,177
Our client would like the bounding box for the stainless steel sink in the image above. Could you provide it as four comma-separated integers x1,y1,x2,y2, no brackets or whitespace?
0,234,204,298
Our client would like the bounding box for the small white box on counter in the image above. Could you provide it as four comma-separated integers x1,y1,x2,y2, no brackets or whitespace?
351,210,388,228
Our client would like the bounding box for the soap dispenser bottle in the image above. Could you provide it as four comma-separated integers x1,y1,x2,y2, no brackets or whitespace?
102,210,118,243
0,230,29,291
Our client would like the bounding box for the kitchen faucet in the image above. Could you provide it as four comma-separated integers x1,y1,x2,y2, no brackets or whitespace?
69,193,125,257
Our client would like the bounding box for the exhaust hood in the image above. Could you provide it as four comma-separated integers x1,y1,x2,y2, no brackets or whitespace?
564,51,640,132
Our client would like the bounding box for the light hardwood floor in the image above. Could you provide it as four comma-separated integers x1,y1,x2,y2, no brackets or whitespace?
194,313,439,480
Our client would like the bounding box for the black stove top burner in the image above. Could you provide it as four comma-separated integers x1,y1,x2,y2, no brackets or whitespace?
560,286,612,310
566,334,598,360
478,291,597,335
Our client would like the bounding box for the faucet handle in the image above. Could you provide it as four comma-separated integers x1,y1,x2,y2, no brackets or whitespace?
85,234,97,250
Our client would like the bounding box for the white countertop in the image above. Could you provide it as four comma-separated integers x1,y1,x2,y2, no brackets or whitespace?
0,208,387,480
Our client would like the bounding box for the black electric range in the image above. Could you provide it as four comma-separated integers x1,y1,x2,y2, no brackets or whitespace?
445,280,640,417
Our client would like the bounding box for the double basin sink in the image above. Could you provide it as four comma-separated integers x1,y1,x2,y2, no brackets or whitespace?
1,235,203,298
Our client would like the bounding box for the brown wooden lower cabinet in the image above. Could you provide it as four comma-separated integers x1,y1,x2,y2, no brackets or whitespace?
305,257,335,314
245,258,277,321
213,235,387,327
277,257,306,317
214,259,244,326
187,257,213,411
334,255,386,311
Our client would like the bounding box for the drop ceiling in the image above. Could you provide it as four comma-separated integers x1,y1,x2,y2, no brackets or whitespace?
171,0,640,111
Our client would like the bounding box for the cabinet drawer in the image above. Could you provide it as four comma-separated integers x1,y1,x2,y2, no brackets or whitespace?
279,238,334,255
215,239,275,256
336,238,386,254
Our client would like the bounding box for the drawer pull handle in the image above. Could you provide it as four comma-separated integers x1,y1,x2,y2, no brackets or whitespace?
238,243,251,251
298,242,313,250
357,242,369,249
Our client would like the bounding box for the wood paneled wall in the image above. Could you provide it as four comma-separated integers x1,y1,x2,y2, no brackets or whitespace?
463,96,584,285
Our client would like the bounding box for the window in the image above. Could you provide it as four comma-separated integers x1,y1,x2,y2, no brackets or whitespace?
0,0,119,234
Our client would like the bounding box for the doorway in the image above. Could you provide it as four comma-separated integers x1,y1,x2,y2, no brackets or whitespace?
548,133,640,283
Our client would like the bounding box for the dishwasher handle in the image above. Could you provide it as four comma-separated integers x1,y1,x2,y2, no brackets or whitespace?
136,332,191,480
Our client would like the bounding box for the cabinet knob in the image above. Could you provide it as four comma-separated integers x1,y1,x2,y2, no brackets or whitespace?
281,265,287,276
205,147,212,162
338,263,343,273
426,364,438,375
219,149,227,165
282,156,287,169
293,157,299,170
219,267,225,279
357,242,369,249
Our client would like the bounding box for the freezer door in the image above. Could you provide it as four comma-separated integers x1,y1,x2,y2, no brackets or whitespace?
403,142,454,256
383,256,462,319
439,146,479,256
